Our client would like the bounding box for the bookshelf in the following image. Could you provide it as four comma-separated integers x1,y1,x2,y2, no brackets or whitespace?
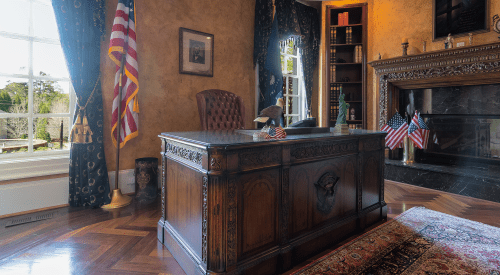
327,3,367,129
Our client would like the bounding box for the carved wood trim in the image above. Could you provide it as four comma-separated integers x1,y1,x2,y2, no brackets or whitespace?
202,176,208,263
161,156,166,220
165,140,204,166
290,141,357,160
370,42,500,128
227,178,237,267
280,168,290,244
208,176,225,272
238,146,281,169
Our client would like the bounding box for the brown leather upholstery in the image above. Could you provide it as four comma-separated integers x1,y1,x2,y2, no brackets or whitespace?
196,89,245,130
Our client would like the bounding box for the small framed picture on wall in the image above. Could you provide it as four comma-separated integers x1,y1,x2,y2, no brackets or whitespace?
179,28,214,77
433,0,489,40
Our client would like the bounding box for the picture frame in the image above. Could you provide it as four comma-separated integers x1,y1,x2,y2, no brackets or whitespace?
433,0,489,40
179,28,214,77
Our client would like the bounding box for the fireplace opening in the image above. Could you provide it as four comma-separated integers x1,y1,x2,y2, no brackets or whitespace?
399,84,500,167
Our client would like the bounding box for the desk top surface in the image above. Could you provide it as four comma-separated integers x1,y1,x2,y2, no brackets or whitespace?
159,128,386,147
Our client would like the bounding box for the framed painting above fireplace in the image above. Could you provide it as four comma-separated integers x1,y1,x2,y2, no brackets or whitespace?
433,0,489,40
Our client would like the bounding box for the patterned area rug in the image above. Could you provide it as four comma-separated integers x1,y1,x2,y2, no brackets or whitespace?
293,207,500,275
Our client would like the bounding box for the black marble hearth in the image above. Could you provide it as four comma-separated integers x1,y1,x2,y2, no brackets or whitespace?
385,159,500,203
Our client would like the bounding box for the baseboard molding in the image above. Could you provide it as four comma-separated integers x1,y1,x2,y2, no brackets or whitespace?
0,169,153,218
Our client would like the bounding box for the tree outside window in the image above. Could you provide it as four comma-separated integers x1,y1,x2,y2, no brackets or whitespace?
0,0,74,156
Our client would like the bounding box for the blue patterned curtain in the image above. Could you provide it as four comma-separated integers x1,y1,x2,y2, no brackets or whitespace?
254,0,319,117
52,0,111,207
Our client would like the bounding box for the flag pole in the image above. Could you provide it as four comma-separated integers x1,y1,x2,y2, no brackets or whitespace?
102,47,132,209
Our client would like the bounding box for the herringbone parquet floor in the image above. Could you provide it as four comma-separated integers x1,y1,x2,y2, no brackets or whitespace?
1,180,499,275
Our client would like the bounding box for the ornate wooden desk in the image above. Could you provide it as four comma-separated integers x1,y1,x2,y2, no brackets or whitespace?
157,129,387,275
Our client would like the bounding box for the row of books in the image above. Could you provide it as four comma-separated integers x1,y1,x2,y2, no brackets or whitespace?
338,12,349,26
353,45,362,63
330,64,336,83
346,27,353,44
330,27,356,44
329,84,343,121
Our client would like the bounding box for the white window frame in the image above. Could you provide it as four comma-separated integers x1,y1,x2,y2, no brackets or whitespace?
0,0,74,180
281,43,307,127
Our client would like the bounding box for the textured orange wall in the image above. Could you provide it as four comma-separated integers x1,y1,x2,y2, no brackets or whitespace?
101,0,256,171
321,0,500,130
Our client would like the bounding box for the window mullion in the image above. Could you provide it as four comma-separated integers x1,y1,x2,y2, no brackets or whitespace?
28,0,34,155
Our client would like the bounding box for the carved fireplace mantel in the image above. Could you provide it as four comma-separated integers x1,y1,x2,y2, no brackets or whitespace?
369,42,500,128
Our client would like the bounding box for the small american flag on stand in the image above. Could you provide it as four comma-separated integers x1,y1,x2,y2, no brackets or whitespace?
265,126,287,139
381,112,408,150
408,111,424,149
417,112,430,149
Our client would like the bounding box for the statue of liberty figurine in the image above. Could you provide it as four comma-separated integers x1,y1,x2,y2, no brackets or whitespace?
335,87,350,134
336,88,349,125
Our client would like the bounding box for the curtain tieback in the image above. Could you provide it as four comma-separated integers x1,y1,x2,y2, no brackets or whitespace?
70,77,100,144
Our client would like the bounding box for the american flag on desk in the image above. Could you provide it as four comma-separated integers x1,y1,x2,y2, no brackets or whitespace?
109,0,139,148
265,126,287,139
381,112,408,150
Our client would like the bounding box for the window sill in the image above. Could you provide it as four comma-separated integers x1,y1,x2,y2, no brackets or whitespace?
0,152,70,181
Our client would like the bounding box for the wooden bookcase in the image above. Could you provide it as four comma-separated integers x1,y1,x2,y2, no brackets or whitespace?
327,3,367,129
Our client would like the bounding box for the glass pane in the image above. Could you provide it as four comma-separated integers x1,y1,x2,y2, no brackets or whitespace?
34,80,70,114
287,96,299,115
288,77,299,95
1,117,29,155
0,37,29,75
33,1,60,40
33,42,69,78
283,57,297,75
33,116,70,152
0,0,29,35
0,77,29,114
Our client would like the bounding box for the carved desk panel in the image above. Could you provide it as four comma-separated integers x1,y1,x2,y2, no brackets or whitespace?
158,129,386,275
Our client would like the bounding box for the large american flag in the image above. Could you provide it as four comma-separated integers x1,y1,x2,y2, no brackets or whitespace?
417,112,430,149
381,112,408,150
408,111,423,149
109,0,139,148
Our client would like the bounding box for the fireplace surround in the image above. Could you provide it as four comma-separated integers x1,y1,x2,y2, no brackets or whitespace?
369,42,500,203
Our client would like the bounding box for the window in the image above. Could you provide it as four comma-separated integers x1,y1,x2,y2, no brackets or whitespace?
281,40,307,127
0,0,75,159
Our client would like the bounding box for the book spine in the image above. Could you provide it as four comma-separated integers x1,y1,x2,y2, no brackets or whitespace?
358,45,362,63
354,46,358,63
332,47,336,63
338,13,342,26
345,11,349,25
330,27,333,44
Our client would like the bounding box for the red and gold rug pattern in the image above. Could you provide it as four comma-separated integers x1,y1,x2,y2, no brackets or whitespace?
293,207,500,275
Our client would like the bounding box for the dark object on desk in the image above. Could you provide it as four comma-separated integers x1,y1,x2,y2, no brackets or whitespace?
135,157,158,203
289,117,316,127
337,58,346,63
196,89,245,130
254,98,284,127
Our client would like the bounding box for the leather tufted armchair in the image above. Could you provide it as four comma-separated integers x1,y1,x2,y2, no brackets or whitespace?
196,89,246,130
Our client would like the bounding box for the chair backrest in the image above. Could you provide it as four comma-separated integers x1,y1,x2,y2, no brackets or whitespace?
196,89,245,130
